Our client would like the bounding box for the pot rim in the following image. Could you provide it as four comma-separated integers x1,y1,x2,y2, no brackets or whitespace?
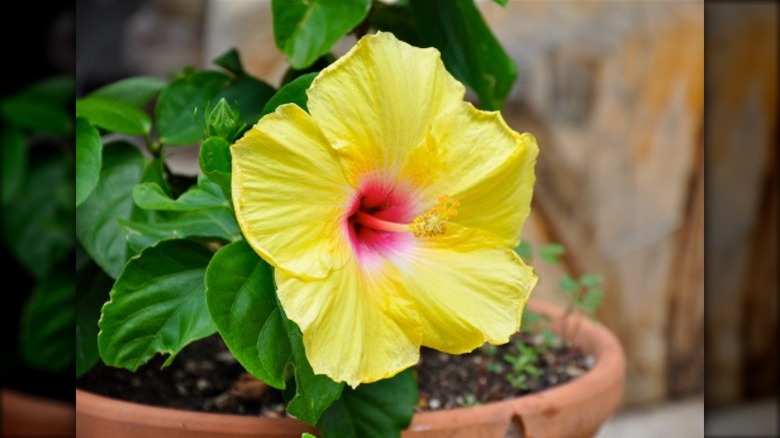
2,388,76,437
405,299,626,431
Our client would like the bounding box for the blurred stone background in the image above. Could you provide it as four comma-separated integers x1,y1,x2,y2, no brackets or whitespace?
76,0,777,431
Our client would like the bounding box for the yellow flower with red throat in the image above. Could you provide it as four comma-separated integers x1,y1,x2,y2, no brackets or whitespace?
232,32,538,388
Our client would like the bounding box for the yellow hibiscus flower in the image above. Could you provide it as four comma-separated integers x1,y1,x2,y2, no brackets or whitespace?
232,32,538,388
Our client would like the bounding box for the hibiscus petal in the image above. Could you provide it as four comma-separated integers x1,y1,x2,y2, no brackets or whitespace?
398,224,537,354
401,102,539,247
307,32,465,184
232,103,352,279
276,260,422,388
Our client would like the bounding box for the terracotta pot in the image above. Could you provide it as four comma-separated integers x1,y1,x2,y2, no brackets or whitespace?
402,300,625,437
76,299,625,437
1,388,75,437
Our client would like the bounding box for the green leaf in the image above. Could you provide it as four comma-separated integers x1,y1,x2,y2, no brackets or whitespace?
199,136,231,197
1,96,72,135
1,124,26,203
558,274,579,294
206,240,291,389
214,75,275,128
580,289,603,314
76,97,152,135
206,241,345,423
370,2,419,45
408,0,517,110
140,158,171,194
283,311,344,425
539,243,565,265
272,0,372,69
580,273,603,287
261,72,317,118
514,240,532,261
98,240,216,370
75,118,102,206
279,54,334,86
156,70,231,145
126,158,174,231
88,76,167,108
318,368,418,437
76,142,145,278
124,174,240,252
15,76,75,108
492,0,508,6
213,48,245,76
76,261,113,377
133,175,229,211
2,155,74,279
120,208,240,254
1,77,74,134
20,262,75,373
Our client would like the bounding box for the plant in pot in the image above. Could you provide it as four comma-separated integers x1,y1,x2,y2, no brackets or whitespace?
1,76,77,437
75,1,625,437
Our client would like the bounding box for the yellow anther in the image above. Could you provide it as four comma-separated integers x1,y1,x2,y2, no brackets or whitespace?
409,195,460,238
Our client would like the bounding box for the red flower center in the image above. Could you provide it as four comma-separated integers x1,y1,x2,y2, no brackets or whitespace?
345,178,417,265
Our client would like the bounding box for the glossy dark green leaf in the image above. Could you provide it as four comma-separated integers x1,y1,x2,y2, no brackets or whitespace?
282,309,344,425
140,158,171,194
120,207,240,254
76,97,152,135
213,48,244,76
76,261,113,377
1,124,26,203
199,137,231,197
409,0,517,110
272,0,371,69
133,175,228,211
206,240,291,389
126,158,174,231
214,75,275,127
88,76,167,108
156,70,231,145
369,2,419,45
279,54,334,86
124,174,240,252
318,368,418,437
75,118,102,206
2,156,74,279
76,142,145,278
261,72,317,118
20,262,75,373
98,240,216,370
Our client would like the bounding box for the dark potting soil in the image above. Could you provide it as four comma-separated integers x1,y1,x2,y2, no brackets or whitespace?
77,332,593,416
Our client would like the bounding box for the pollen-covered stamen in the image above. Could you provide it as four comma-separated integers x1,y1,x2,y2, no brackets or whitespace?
409,195,459,238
